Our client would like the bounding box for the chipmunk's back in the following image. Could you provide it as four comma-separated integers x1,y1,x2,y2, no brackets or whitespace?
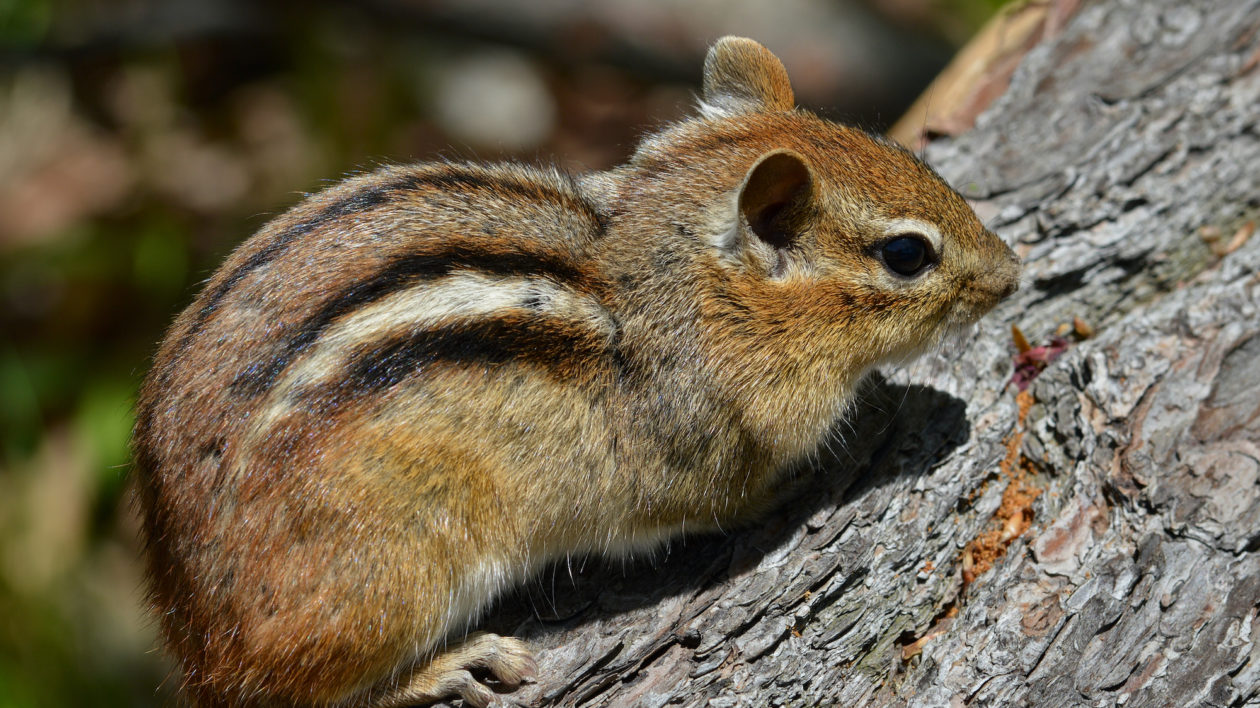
134,162,621,705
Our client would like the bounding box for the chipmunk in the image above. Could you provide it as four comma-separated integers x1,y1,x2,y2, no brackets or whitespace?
133,37,1020,707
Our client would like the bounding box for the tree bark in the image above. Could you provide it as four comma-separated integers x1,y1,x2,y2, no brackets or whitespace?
466,1,1260,705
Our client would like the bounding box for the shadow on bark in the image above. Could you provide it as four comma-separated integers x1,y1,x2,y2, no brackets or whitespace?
470,376,970,685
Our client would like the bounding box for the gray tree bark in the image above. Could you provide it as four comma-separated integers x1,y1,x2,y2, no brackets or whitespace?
466,1,1260,705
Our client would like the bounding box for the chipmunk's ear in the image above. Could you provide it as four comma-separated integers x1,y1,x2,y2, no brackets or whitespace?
738,150,812,251
701,37,795,118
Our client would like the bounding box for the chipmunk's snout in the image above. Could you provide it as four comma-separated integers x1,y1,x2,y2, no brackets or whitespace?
951,239,1021,325
995,249,1022,299
993,253,1021,299
975,232,1022,301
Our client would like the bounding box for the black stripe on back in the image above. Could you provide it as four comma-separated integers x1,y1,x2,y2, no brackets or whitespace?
186,181,408,342
337,313,609,396
183,166,602,347
229,244,604,397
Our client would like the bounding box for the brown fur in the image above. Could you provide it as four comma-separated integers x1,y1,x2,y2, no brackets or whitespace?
133,37,1020,707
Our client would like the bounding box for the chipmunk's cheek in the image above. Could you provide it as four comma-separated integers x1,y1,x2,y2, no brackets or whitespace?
875,308,947,365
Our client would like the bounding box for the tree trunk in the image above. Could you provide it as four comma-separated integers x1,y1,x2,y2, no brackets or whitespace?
470,1,1260,705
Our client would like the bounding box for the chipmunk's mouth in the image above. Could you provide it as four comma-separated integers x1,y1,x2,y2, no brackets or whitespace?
948,259,1021,326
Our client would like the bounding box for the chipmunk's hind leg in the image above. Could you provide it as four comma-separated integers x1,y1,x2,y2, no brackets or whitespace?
374,632,536,708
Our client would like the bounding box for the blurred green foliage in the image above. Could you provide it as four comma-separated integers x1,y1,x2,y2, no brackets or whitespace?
942,0,1019,41
0,0,52,48
0,0,1017,704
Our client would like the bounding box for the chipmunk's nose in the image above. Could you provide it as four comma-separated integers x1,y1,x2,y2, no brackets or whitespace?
982,234,1022,300
999,250,1022,298
954,247,1020,323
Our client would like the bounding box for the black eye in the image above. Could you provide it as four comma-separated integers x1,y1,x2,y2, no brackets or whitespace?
880,235,933,276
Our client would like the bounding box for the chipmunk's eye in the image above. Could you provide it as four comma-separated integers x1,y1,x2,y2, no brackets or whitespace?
880,235,933,277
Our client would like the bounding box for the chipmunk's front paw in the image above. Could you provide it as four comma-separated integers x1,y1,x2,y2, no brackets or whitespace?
471,633,537,690
377,632,536,707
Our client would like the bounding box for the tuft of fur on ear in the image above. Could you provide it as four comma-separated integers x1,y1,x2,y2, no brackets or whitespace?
701,37,795,119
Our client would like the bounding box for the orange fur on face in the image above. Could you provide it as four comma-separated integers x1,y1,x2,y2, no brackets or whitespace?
134,37,1019,707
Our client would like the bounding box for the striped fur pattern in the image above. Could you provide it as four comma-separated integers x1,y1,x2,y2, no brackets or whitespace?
133,37,1020,707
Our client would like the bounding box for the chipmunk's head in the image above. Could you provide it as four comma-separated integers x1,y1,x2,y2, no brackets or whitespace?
681,37,1022,365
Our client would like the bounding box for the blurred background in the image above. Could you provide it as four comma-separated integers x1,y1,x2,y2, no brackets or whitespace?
0,0,1011,704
